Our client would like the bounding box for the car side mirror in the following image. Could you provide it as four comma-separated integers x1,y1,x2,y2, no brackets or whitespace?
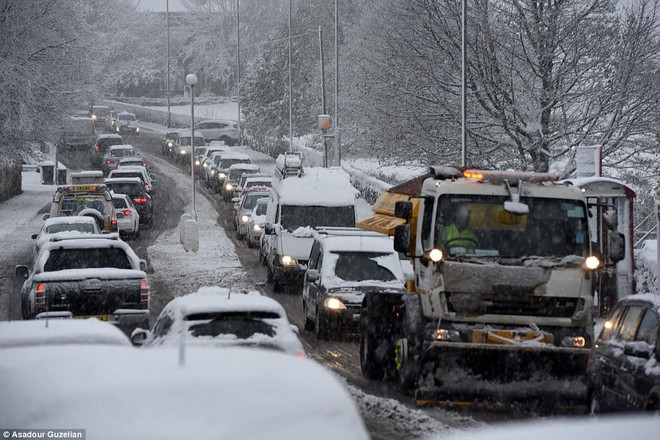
15,266,29,278
139,259,148,272
265,223,276,235
608,231,625,263
290,324,299,335
306,269,320,283
31,233,38,239
130,328,150,347
43,214,50,220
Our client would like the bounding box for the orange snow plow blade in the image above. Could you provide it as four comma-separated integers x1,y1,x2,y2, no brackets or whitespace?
415,341,590,410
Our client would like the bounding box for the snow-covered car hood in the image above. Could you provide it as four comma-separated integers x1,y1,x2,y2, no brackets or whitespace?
276,233,314,260
323,283,407,305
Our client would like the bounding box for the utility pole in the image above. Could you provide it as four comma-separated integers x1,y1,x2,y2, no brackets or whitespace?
236,0,241,144
319,26,328,167
166,0,171,128
333,0,340,166
460,0,467,166
288,0,293,152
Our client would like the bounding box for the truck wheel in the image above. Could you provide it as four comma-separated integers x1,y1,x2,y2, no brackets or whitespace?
396,338,420,396
360,328,385,380
588,388,602,415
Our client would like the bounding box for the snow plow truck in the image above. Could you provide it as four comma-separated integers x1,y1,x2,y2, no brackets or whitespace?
356,166,625,409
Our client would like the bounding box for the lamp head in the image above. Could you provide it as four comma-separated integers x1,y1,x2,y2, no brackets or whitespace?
186,74,198,86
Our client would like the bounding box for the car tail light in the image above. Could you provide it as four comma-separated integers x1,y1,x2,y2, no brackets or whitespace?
133,197,147,204
111,219,118,228
122,209,132,216
35,284,46,311
144,184,150,190
95,145,100,151
140,279,150,307
106,159,111,164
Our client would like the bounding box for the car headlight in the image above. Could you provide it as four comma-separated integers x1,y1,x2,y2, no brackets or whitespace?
279,255,297,266
324,297,346,311
226,183,234,191
585,255,600,270
203,162,208,168
195,160,201,166
167,142,173,147
241,214,250,223
136,127,140,133
211,170,216,175
91,115,97,120
252,224,262,232
180,150,186,155
218,172,226,179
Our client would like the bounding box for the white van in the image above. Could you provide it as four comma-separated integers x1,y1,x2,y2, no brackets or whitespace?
262,158,359,292
62,116,95,151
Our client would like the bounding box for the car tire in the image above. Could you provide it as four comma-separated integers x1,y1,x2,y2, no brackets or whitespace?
303,299,315,332
588,388,602,415
315,307,328,340
246,237,254,248
21,296,29,320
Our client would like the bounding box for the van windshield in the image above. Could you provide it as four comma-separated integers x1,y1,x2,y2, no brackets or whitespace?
280,205,355,231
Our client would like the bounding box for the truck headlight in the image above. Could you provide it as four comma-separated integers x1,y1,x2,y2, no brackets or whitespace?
218,172,226,179
585,256,599,270
561,336,586,348
324,297,346,311
279,255,297,266
252,224,262,232
429,328,461,342
241,214,250,223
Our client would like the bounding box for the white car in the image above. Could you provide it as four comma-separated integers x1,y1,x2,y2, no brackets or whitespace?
112,192,140,240
0,345,368,440
194,119,239,144
0,318,130,348
247,197,269,248
115,111,139,135
133,286,305,358
102,144,136,174
31,216,100,256
235,187,270,240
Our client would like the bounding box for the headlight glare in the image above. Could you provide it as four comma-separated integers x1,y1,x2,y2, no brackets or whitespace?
279,255,297,266
324,297,346,311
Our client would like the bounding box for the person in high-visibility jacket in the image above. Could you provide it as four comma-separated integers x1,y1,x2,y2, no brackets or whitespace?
443,204,477,248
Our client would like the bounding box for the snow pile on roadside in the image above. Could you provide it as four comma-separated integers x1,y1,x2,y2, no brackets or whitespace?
635,240,658,294
343,382,484,440
147,155,250,297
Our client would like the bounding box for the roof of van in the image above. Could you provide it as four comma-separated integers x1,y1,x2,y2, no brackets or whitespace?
273,167,359,206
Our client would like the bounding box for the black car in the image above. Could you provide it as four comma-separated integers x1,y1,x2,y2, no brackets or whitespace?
104,177,153,228
587,294,660,413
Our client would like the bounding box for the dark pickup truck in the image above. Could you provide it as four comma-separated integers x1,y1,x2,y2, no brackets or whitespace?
15,234,150,335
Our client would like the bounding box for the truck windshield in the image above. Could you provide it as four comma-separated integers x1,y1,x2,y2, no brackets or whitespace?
280,205,355,231
434,196,589,259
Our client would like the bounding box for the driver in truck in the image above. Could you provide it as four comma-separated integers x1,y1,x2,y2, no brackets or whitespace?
442,203,477,248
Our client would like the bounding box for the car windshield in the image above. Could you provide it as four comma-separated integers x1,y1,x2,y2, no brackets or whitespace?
434,196,589,259
113,198,128,209
45,223,96,234
186,311,280,339
254,202,267,216
99,138,123,149
110,149,135,157
280,205,355,231
242,193,268,210
180,137,204,147
60,197,107,216
44,248,132,271
230,169,256,180
220,158,249,169
105,183,144,197
330,251,399,282
118,113,136,121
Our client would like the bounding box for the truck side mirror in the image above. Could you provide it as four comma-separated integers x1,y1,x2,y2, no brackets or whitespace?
393,224,411,254
608,231,625,263
395,201,413,220
264,223,276,235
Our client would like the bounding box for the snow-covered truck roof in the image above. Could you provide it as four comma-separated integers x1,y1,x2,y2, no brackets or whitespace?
272,167,359,207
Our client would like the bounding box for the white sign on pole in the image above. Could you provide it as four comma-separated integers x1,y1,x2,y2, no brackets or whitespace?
575,145,602,178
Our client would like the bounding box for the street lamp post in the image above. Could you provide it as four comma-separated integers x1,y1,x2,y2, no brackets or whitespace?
186,73,198,219
166,0,171,128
